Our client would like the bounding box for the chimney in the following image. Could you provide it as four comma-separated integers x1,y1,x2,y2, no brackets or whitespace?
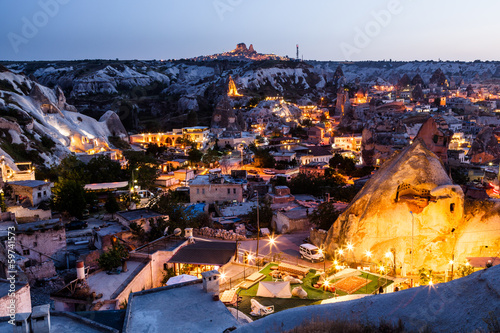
76,260,85,280
13,312,30,333
121,258,128,273
201,270,221,294
31,304,50,333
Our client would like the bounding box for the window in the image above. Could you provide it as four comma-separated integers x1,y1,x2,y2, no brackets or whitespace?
43,191,47,196
227,189,230,194
33,242,37,247
450,203,455,212
202,189,205,194
233,188,236,194
23,249,30,256
38,192,41,198
197,189,199,194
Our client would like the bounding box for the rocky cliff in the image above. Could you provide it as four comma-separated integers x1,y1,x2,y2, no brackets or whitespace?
0,68,127,167
324,139,471,272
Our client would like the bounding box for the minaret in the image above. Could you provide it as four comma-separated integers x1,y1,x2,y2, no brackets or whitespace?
296,44,299,60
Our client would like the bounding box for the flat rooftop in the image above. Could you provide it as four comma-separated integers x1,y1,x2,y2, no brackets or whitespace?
124,281,238,333
8,180,50,188
95,224,128,237
189,175,247,186
87,260,148,301
0,312,118,333
134,236,186,255
168,239,237,266
116,209,165,222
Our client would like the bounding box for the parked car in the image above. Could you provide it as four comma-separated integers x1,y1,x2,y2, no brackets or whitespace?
299,244,324,263
263,169,276,175
65,220,88,231
248,169,258,174
82,209,90,219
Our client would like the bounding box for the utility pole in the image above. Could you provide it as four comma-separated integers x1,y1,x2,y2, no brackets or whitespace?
410,211,414,287
255,190,260,259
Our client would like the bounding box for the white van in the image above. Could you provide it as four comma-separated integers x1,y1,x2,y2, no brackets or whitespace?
299,244,324,263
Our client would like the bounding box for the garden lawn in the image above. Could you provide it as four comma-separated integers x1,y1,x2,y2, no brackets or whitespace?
233,264,394,318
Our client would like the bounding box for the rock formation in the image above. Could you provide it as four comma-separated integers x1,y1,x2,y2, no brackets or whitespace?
414,116,452,164
325,139,467,272
467,126,500,164
211,96,241,132
227,75,242,97
361,117,409,166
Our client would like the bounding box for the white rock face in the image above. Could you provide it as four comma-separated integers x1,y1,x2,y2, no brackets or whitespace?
0,69,128,166
324,139,475,272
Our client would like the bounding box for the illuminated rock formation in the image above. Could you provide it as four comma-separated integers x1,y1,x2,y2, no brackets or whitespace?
227,75,242,97
414,116,452,164
325,139,470,273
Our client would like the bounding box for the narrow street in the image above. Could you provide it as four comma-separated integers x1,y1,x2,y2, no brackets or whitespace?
238,231,332,271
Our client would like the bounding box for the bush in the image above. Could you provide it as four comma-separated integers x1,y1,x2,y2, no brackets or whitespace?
97,242,128,271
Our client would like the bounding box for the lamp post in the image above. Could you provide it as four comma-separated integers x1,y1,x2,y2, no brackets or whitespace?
364,250,372,293
255,191,260,259
318,248,326,272
409,211,414,287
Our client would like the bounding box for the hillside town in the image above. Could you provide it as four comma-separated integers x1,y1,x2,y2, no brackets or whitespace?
0,45,500,332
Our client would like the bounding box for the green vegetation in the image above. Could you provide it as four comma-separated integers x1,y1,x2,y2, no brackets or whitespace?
309,201,341,231
236,263,392,318
249,144,275,168
288,173,358,203
97,242,128,271
51,179,87,218
246,197,273,229
108,136,131,150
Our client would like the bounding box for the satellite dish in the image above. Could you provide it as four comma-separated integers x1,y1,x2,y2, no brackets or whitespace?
173,228,182,236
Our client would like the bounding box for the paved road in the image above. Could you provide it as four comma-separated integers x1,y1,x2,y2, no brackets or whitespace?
238,231,331,271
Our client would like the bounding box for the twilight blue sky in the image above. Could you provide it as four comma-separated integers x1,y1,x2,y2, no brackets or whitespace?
1,0,499,61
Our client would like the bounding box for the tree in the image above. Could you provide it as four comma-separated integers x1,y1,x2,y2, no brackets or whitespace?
188,147,203,165
329,154,356,176
97,242,128,271
310,201,341,231
86,155,126,183
202,148,221,166
51,179,86,218
104,192,120,218
123,151,159,190
247,198,273,229
250,145,275,168
56,154,88,183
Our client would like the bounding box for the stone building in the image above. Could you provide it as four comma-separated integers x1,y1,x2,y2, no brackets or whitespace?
8,180,52,206
189,174,246,204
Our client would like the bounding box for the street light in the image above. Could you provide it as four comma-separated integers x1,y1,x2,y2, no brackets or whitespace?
318,248,325,272
364,250,372,293
409,211,415,287
254,191,260,259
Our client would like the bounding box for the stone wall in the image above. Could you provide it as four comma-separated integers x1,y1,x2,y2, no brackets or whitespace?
194,227,246,241
7,206,51,221
16,227,66,264
24,260,57,282
310,228,328,248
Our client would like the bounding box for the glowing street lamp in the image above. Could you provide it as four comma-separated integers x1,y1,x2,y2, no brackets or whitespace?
318,248,326,272
364,250,372,293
